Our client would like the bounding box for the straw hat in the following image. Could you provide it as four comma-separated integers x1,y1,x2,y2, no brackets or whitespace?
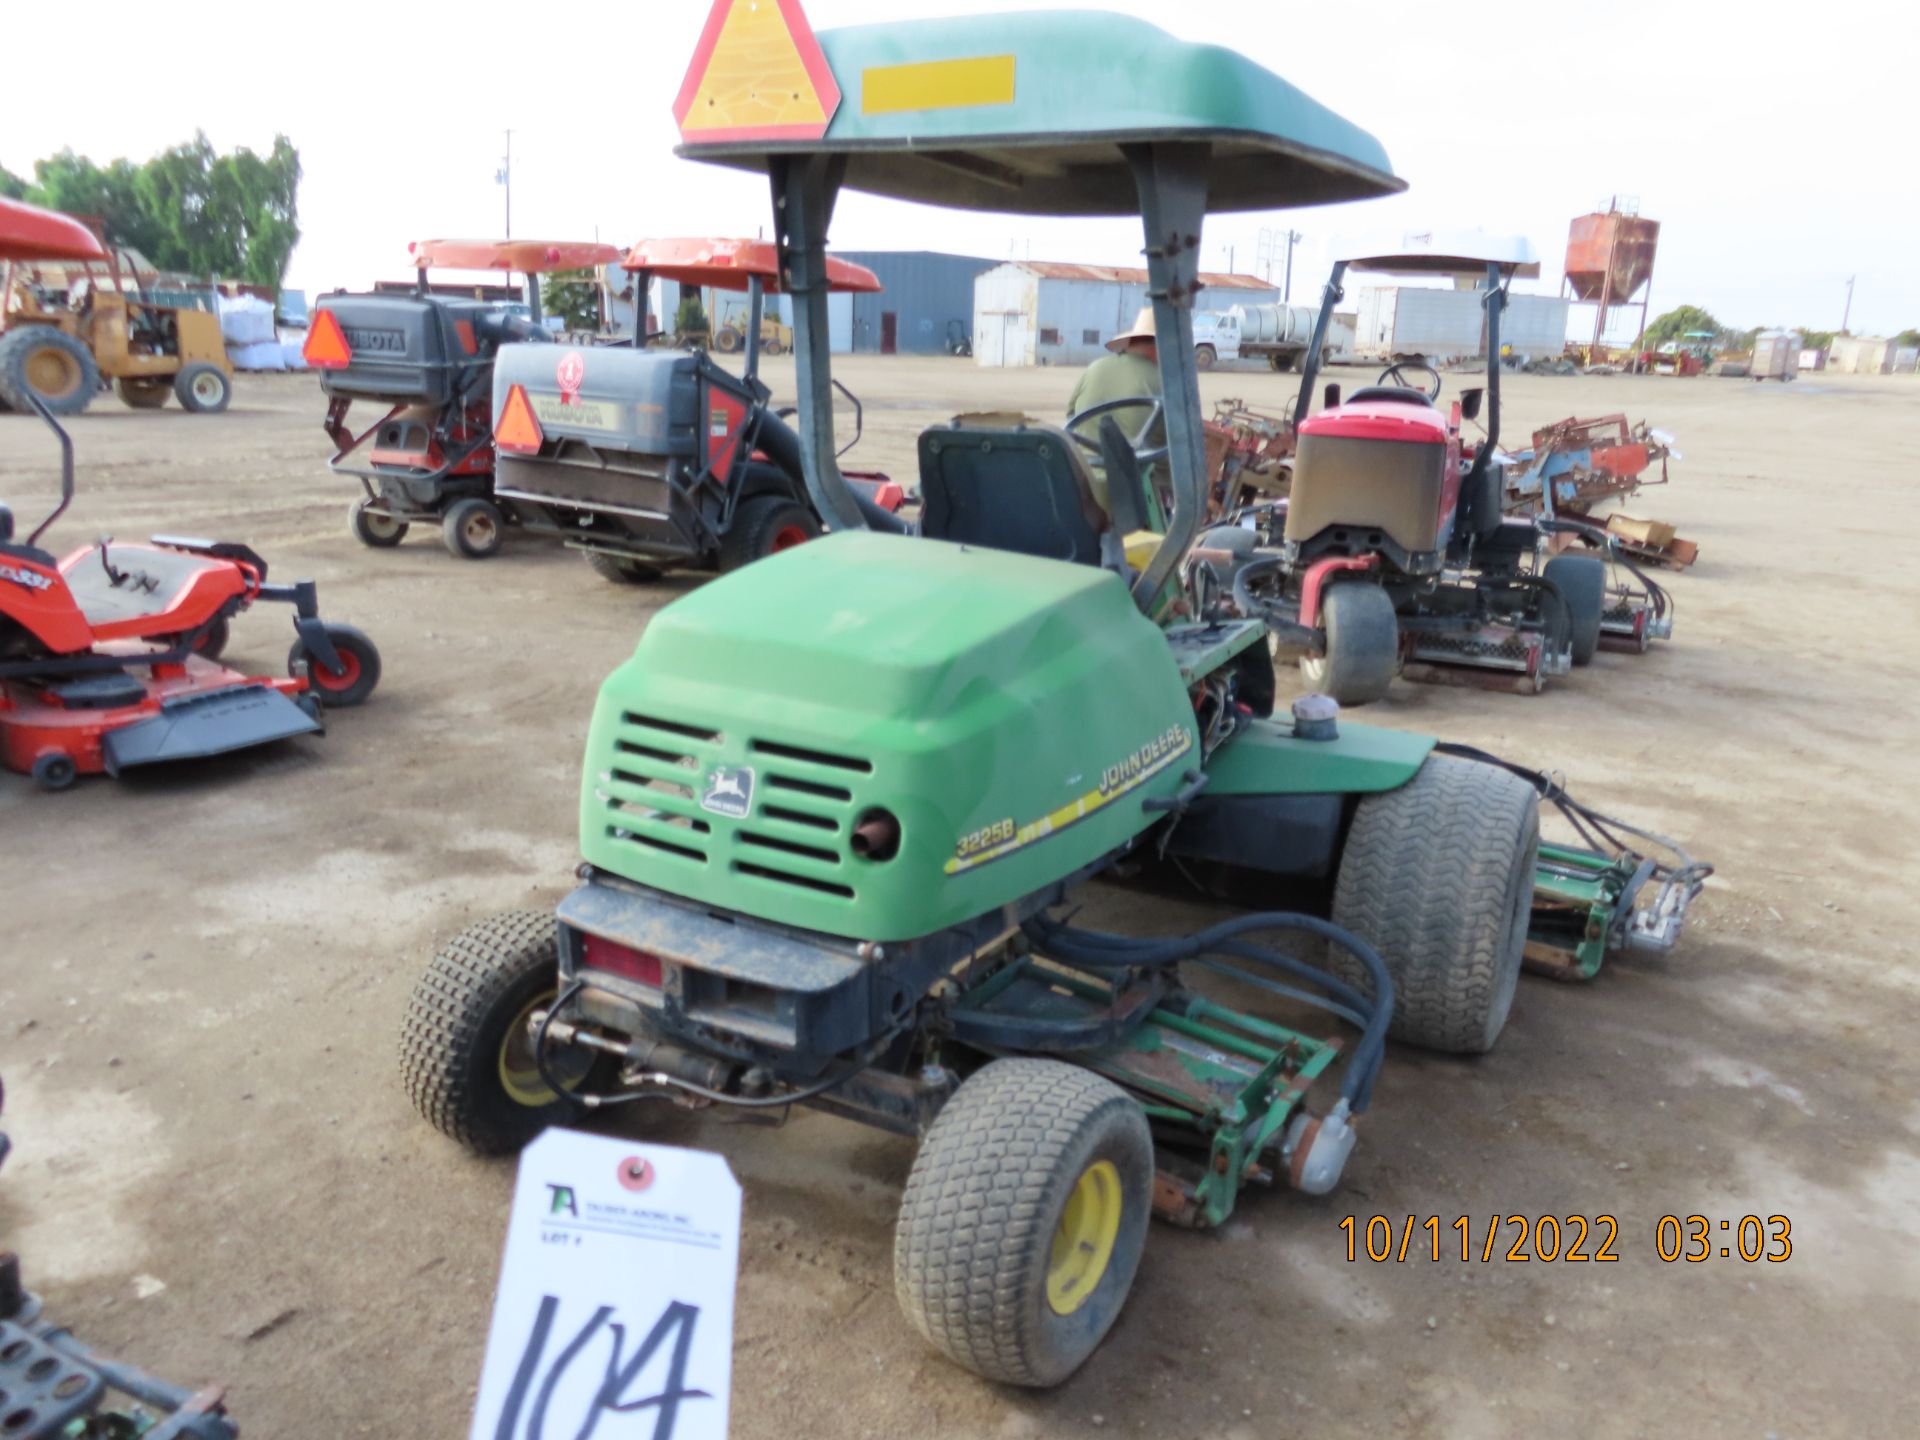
1106,306,1157,352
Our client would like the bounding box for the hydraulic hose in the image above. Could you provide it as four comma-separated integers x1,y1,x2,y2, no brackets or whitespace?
753,408,909,534
1019,910,1394,1113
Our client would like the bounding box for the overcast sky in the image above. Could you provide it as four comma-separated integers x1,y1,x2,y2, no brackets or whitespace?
5,0,1910,337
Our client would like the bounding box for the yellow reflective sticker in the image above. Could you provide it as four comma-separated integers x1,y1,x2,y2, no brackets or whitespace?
862,55,1016,115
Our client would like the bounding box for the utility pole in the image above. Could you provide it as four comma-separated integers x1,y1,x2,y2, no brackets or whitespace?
1283,228,1301,303
495,130,513,239
1841,275,1854,334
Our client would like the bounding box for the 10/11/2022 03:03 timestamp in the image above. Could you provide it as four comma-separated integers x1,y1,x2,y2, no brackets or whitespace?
1340,1215,1794,1264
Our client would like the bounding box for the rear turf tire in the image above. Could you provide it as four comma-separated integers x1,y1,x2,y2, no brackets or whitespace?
1300,582,1398,706
401,910,587,1155
1544,553,1606,666
894,1058,1153,1387
584,550,665,585
719,495,820,572
350,497,408,548
1330,755,1539,1054
441,497,505,559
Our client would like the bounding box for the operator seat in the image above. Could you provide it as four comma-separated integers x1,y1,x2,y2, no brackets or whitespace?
61,545,219,625
1344,387,1434,407
917,423,1120,568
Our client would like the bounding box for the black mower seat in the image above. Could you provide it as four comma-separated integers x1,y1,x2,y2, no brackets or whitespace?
1345,387,1435,408
917,423,1111,566
62,544,222,625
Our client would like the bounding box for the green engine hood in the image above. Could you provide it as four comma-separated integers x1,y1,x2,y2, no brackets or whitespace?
580,531,1199,942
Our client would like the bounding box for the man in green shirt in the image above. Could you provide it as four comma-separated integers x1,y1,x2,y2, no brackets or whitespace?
1067,306,1165,514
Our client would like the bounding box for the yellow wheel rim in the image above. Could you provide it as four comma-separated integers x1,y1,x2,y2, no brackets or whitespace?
1047,1160,1123,1316
25,345,81,398
497,992,591,1108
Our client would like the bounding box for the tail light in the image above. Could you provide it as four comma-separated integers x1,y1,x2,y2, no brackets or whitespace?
303,309,352,369
581,933,663,989
495,383,544,454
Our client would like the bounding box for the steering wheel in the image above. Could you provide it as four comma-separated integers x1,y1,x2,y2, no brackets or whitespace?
1377,360,1442,401
1063,396,1167,533
1065,395,1167,468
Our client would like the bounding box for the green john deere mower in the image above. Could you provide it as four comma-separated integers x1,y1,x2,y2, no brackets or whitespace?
403,1,1708,1386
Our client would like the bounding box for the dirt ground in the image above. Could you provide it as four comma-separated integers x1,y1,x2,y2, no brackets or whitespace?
2,356,1916,1440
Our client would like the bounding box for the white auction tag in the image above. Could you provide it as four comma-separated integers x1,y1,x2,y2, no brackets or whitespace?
469,1128,742,1440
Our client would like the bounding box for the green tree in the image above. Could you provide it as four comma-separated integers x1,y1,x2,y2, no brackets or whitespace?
0,164,27,200
1642,304,1723,351
675,293,709,337
19,133,300,289
1895,328,1920,349
1800,329,1836,351
542,268,602,331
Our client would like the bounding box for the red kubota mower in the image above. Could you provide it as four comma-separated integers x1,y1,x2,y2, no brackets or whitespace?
1243,235,1610,703
2,201,381,790
490,237,903,585
305,238,624,559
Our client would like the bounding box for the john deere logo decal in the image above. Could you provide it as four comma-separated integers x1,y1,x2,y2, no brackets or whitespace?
700,766,754,818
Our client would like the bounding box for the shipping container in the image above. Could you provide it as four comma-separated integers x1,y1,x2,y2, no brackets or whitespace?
1828,335,1894,374
1351,285,1484,361
1500,295,1571,358
973,261,1279,366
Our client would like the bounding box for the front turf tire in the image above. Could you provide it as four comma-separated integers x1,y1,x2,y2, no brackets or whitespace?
1330,755,1540,1054
894,1058,1153,1387
1300,582,1398,706
401,910,586,1155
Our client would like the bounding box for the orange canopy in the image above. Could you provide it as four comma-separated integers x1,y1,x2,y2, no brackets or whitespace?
621,236,881,293
0,197,108,263
406,239,624,274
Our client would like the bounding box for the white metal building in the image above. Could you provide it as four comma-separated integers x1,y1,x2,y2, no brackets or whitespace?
973,261,1279,367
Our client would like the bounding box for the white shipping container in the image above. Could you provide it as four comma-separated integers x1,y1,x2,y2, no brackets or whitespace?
1352,286,1483,361
1500,295,1571,358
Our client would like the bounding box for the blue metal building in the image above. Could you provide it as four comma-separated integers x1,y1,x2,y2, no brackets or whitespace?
827,250,999,355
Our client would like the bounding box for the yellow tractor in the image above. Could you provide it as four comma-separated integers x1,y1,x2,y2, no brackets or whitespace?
709,294,792,355
0,223,233,416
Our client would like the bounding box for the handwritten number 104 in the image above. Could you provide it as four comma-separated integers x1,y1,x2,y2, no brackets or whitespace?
494,1295,711,1440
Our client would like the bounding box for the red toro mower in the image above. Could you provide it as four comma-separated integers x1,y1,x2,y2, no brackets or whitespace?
1,399,382,789
306,238,624,559
491,237,903,584
1239,236,1611,703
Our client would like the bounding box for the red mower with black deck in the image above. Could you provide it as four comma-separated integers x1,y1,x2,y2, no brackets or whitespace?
1247,236,1612,703
1,397,380,789
491,237,902,585
305,238,624,559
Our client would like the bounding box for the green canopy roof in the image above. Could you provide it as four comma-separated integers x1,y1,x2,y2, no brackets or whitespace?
676,10,1404,216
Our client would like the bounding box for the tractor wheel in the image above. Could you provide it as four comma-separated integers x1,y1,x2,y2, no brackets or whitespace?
173,363,232,414
1194,343,1217,370
894,1058,1152,1388
441,497,505,559
289,622,382,707
349,497,408,548
1543,554,1606,666
583,550,665,585
763,337,785,356
719,496,820,572
115,376,171,410
713,326,742,354
186,615,230,660
1330,755,1539,1054
31,753,78,792
0,327,98,415
400,909,597,1155
1300,582,1398,706
1268,352,1297,372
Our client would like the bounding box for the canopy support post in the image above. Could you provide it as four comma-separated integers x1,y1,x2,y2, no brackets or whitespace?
1126,142,1212,613
770,153,865,533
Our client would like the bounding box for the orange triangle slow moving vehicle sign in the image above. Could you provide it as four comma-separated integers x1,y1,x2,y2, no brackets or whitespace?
303,309,352,369
495,384,544,455
674,0,841,144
